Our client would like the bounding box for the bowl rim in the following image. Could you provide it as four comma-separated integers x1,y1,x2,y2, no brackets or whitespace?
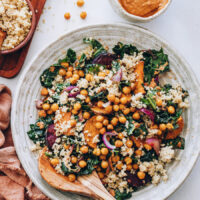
11,23,200,200
0,0,36,55
109,0,172,22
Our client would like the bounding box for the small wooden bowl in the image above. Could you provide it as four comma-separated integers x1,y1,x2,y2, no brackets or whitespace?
0,0,36,55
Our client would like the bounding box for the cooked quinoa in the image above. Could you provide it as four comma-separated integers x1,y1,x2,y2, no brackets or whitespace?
0,0,32,50
28,38,189,199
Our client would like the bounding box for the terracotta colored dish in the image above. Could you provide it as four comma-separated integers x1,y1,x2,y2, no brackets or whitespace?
109,0,172,22
0,0,36,55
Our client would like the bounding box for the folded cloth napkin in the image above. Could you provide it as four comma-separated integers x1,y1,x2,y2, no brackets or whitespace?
0,85,48,200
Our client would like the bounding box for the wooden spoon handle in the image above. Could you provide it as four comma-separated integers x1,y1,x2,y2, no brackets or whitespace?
78,171,115,200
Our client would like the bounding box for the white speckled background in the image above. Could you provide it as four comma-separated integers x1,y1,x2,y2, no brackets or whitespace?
1,0,200,199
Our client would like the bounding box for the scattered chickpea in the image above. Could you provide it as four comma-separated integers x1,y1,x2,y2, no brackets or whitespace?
116,162,123,170
97,101,104,108
126,140,133,148
74,102,81,111
41,88,48,96
80,11,87,19
157,130,162,135
98,172,104,179
120,97,128,105
72,109,78,115
73,74,80,81
101,148,109,155
135,149,142,156
112,155,120,163
124,157,132,165
64,12,71,20
144,144,152,151
133,163,139,170
96,115,104,122
38,110,46,118
85,96,91,103
98,72,106,77
93,148,101,156
77,0,84,7
156,99,163,107
115,140,123,148
50,158,59,166
37,122,44,129
118,133,124,140
168,106,175,114
73,70,79,74
42,103,50,111
51,103,59,112
107,94,116,102
79,160,87,168
83,112,90,119
103,119,109,126
78,70,85,77
68,174,76,182
50,66,55,72
126,164,132,171
107,124,114,130
99,127,106,135
66,71,73,78
111,117,118,126
95,122,103,129
68,66,73,71
64,144,70,150
80,89,88,96
130,107,136,113
71,156,78,164
61,62,69,68
86,74,93,82
119,104,125,110
113,105,120,112
70,119,77,127
80,146,89,154
132,112,140,120
123,108,130,115
105,105,113,113
137,171,146,180
59,68,66,76
114,97,120,105
100,155,106,160
70,77,77,85
159,123,166,131
123,86,131,94
167,123,174,130
119,116,127,124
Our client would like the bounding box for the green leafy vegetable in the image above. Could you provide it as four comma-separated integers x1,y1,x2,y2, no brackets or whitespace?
115,190,132,200
163,137,185,149
119,80,131,92
140,149,158,162
85,64,105,74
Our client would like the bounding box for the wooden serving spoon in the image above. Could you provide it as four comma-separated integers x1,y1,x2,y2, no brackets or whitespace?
39,147,115,200
0,29,6,50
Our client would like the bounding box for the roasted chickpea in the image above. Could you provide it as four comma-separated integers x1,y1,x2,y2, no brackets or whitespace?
71,156,78,164
38,110,46,118
103,119,109,126
93,148,101,156
101,148,109,155
64,144,70,150
132,112,140,120
126,164,132,171
59,68,66,76
111,117,118,126
99,127,106,135
68,66,73,71
37,122,44,129
85,96,91,103
50,66,55,72
50,158,59,166
80,146,89,154
78,70,85,77
109,189,115,197
70,78,77,85
80,89,88,96
120,97,128,105
159,123,166,131
70,119,77,127
61,62,69,68
156,99,163,107
113,105,119,112
72,109,78,115
95,122,103,129
115,140,123,148
83,112,90,119
133,163,139,170
66,71,73,78
86,74,93,82
97,101,103,108
123,86,131,94
51,103,59,112
42,103,50,111
47,109,53,115
101,161,108,169
144,144,152,151
123,108,130,115
98,72,106,77
135,149,142,156
64,12,71,20
41,88,48,96
119,104,125,110
68,174,76,182
73,74,80,81
98,172,104,179
167,123,174,130
130,107,136,113
107,124,114,130
119,116,127,124
105,105,113,113
100,155,106,160
114,97,120,105
118,133,124,140
112,155,120,163
74,103,81,111
124,157,132,165
96,115,104,122
116,162,123,170
157,130,162,135
77,0,85,6
107,94,115,102
168,106,175,114
126,140,133,148
79,160,87,168
137,171,146,180
80,11,87,19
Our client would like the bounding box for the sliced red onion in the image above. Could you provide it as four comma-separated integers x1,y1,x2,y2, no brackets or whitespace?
140,108,155,122
102,101,110,108
112,68,122,82
154,75,159,85
35,99,43,109
102,132,117,150
45,124,56,149
145,138,160,155
64,86,78,92
65,86,80,98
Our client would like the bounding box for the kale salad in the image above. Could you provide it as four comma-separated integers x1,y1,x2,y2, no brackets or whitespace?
28,38,189,200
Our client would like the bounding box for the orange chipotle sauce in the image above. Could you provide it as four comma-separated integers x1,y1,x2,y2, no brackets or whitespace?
119,0,168,17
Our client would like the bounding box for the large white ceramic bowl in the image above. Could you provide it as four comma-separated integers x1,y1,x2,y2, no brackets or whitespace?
109,0,172,22
11,24,200,200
